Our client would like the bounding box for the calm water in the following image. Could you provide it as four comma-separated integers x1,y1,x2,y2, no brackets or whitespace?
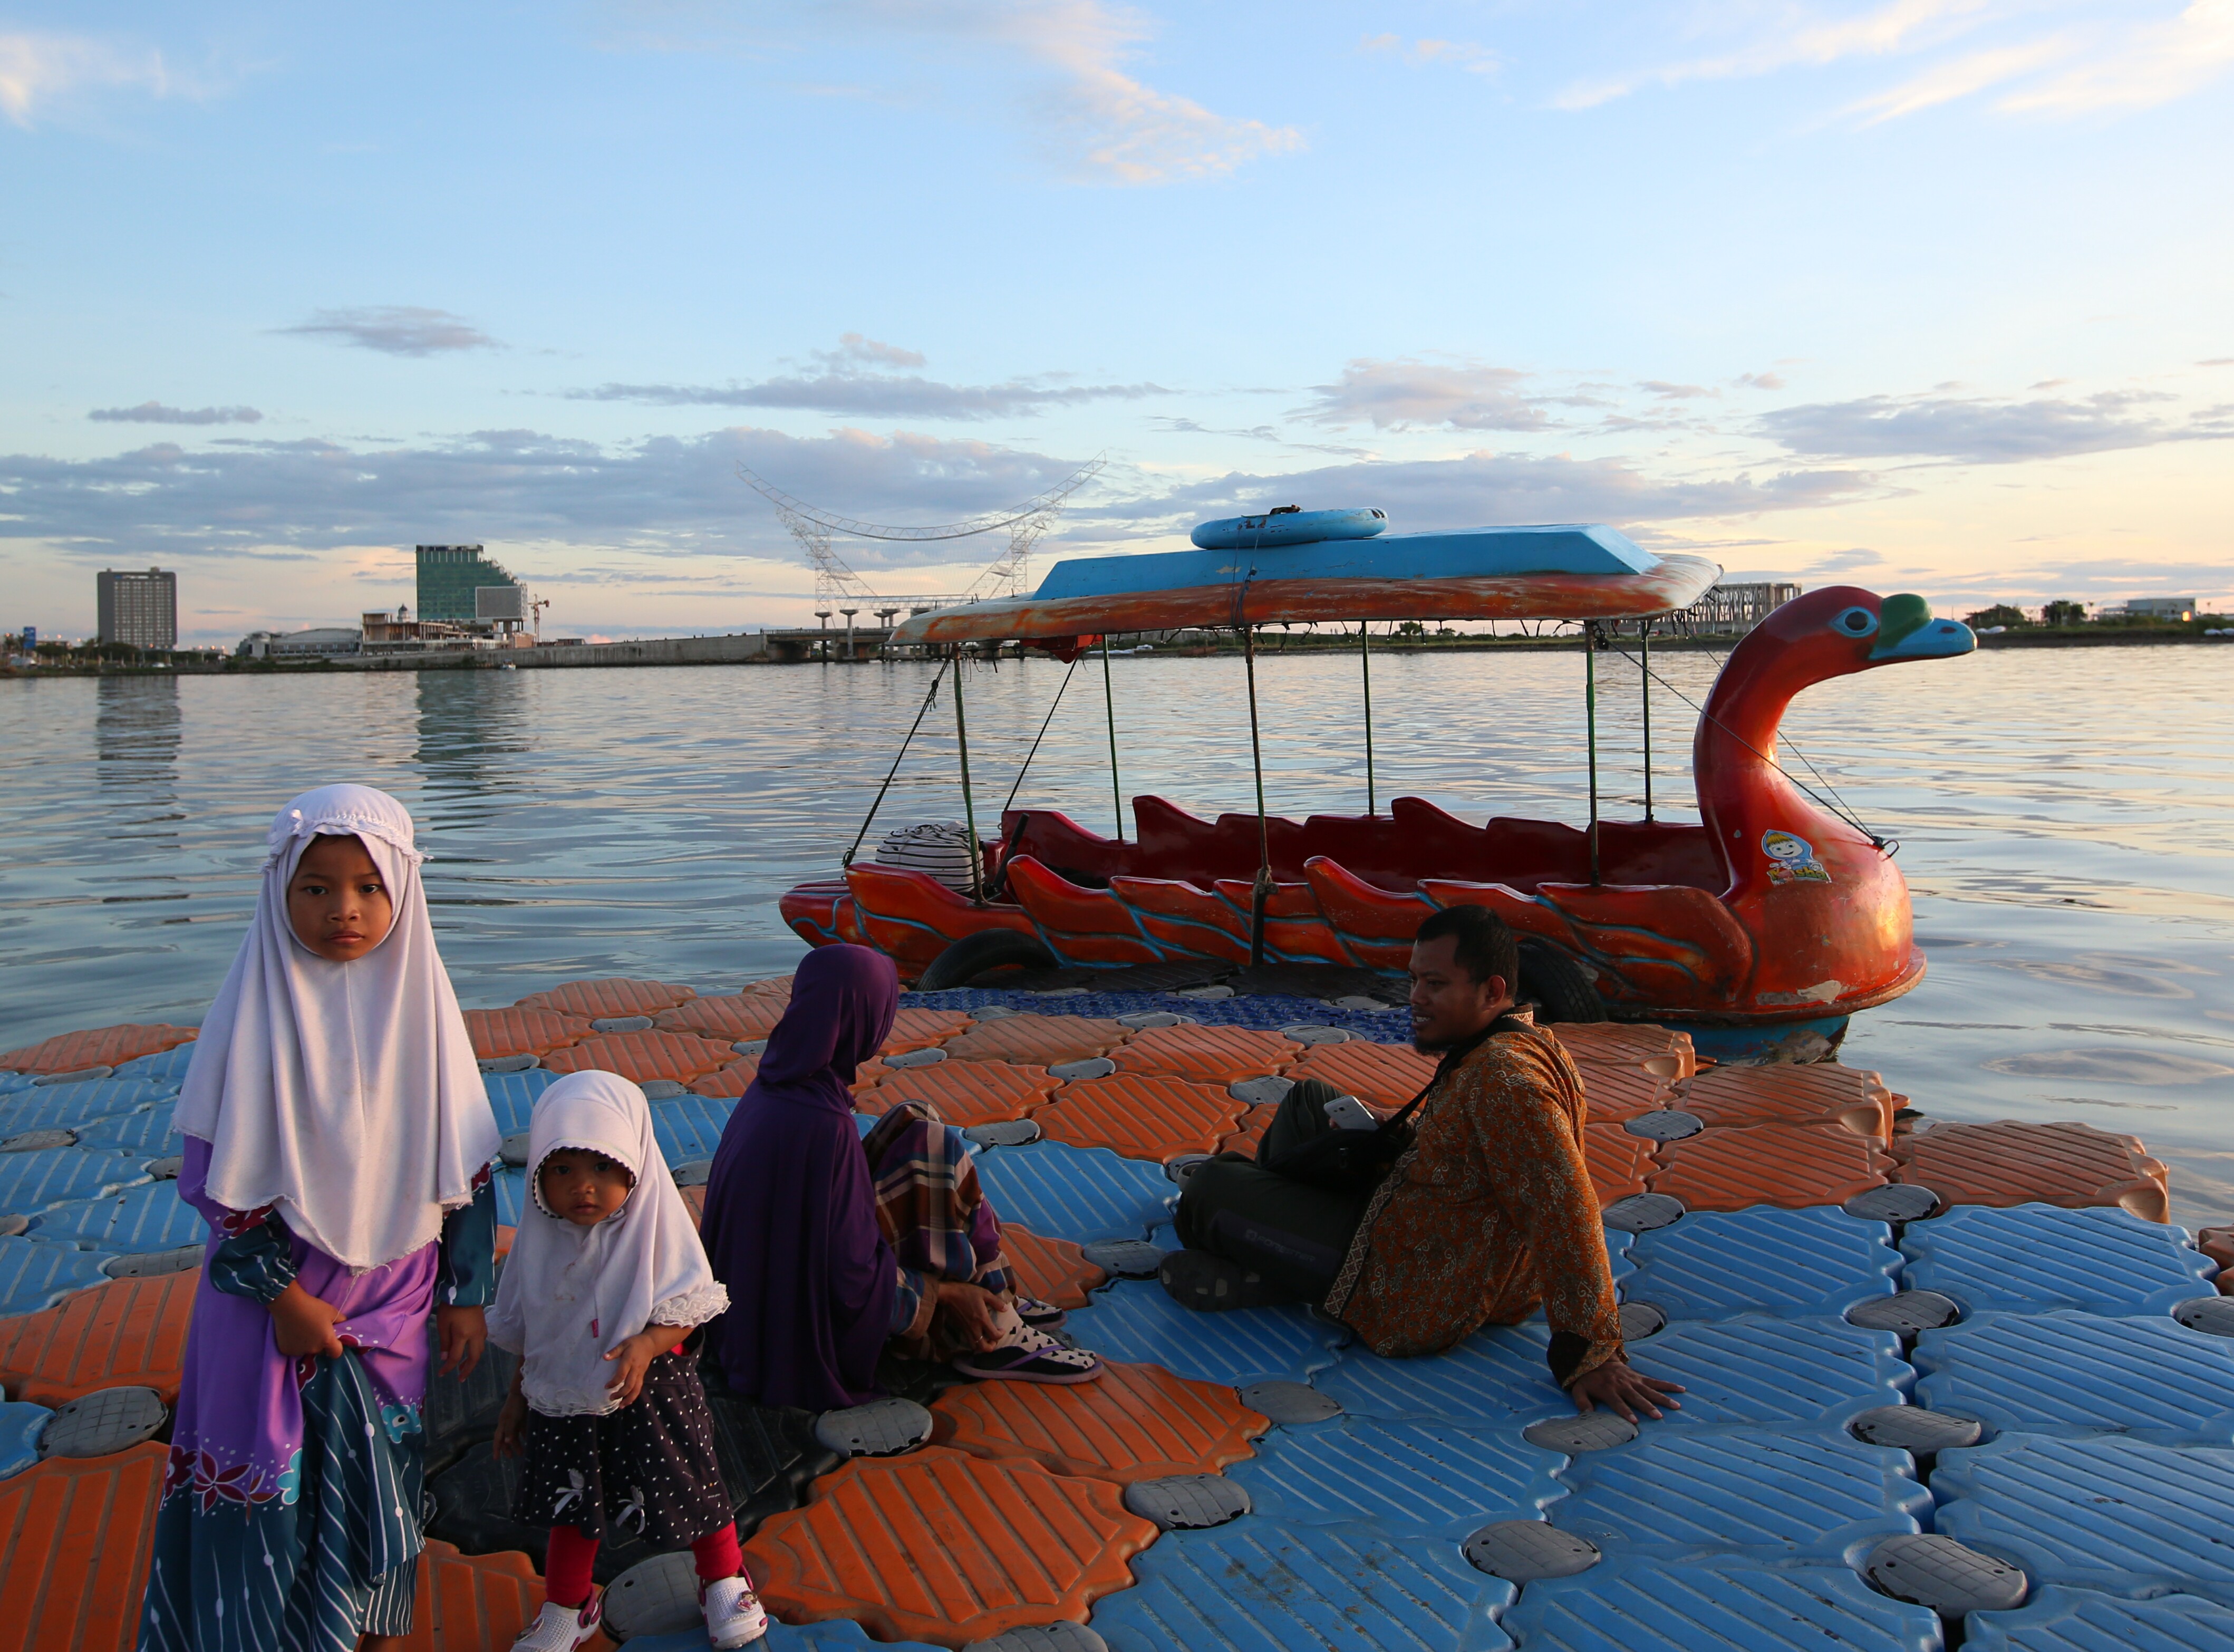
4,644,2229,1222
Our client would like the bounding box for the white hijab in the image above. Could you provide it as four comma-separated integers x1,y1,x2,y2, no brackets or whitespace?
487,1071,729,1417
176,784,502,1272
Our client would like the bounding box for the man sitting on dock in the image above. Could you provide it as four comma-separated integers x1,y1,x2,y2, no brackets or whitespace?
1166,904,1682,1422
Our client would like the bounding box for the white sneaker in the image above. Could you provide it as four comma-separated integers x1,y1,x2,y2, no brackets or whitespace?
700,1572,769,1648
510,1591,603,1651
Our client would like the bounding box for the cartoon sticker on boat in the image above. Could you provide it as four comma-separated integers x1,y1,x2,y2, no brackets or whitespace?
1762,829,1831,885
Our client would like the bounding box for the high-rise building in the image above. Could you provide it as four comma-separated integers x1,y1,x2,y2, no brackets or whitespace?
97,567,178,650
415,545,521,624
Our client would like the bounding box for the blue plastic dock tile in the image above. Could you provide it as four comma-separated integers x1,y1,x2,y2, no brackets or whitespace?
1630,1316,1913,1428
649,1093,736,1165
0,1080,168,1137
27,1182,205,1252
853,1112,876,1138
1089,1516,1515,1652
110,1046,198,1086
0,1074,34,1094
481,1069,559,1134
906,988,1415,1044
1901,1204,2218,1318
0,1235,118,1315
1502,1552,1942,1652
1551,1425,1929,1567
1228,1417,1568,1539
1933,1433,2234,1608
1061,1278,1343,1386
1317,1323,1565,1423
1966,1583,2234,1651
631,1621,948,1652
494,1167,526,1229
1621,1207,1899,1321
971,1142,1175,1244
70,1102,179,1157
1913,1312,2234,1444
0,1399,53,1479
0,1148,151,1215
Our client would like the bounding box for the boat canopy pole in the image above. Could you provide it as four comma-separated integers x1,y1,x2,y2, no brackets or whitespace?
952,653,985,902
1101,634,1124,842
1585,621,1602,886
1640,620,1655,822
843,656,951,868
1243,623,1273,966
1360,621,1377,816
1004,654,1080,812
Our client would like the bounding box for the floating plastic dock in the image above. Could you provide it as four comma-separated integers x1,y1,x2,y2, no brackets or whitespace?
4,974,2229,1650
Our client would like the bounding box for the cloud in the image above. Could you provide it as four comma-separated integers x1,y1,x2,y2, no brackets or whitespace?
1805,546,1888,572
1638,380,1713,399
1299,359,1553,432
1736,372,1788,390
1999,0,2234,114
1360,34,1501,74
0,30,189,126
88,401,262,426
275,306,499,356
1759,388,2234,462
1841,34,2078,124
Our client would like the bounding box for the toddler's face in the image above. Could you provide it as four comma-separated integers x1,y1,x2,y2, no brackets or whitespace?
539,1149,635,1226
287,834,394,962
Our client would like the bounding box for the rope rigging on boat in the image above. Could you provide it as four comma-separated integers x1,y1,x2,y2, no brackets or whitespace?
843,658,951,868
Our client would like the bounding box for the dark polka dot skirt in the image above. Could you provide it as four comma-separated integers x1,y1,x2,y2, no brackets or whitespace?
515,1351,733,1547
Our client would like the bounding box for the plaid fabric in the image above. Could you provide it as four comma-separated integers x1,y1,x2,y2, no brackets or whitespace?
862,1102,1012,1317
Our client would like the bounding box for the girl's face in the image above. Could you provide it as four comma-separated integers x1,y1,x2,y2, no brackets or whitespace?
539,1149,635,1226
287,834,394,962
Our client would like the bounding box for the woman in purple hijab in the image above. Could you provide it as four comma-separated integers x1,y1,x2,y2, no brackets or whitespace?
699,945,1098,1411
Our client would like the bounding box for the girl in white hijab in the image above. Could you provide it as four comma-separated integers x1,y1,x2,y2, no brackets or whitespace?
489,1071,761,1651
138,784,504,1652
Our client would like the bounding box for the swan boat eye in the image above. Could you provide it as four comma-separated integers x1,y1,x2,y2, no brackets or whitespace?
1834,606,1879,636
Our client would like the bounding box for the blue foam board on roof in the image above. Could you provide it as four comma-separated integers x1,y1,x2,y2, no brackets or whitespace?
1620,1207,1899,1321
1627,1315,1913,1428
71,1102,178,1156
0,1400,52,1479
1902,1204,2217,1318
0,1235,118,1315
649,1093,736,1165
1966,1584,2234,1651
482,1069,559,1135
1913,1311,2234,1444
0,1148,151,1215
28,1181,205,1252
1501,1552,1942,1652
110,1045,197,1085
0,1080,167,1137
1061,1278,1343,1385
970,1141,1174,1244
1933,1432,2234,1608
1550,1425,1929,1567
1317,1322,1565,1422
1227,1417,1567,1538
1088,1516,1515,1652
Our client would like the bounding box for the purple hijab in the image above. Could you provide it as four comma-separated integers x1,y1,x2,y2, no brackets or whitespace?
700,945,899,1412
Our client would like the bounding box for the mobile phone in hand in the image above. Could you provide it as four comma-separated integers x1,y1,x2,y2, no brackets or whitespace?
1323,1094,1379,1131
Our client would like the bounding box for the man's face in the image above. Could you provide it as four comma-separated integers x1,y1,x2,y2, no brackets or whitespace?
1408,932,1511,1052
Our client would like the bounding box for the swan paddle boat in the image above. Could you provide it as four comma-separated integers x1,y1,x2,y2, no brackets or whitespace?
778,516,1976,1049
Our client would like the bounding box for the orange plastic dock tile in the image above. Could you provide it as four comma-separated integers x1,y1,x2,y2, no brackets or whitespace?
541,1030,735,1083
459,1007,591,1061
1569,1060,1681,1124
1221,1103,1279,1156
998,1225,1106,1311
0,1442,166,1651
1682,1063,1895,1140
1034,1074,1245,1161
848,1059,891,1093
931,1358,1266,1484
1283,1041,1437,1108
0,1271,198,1407
881,1009,976,1057
689,1058,759,1099
1649,1122,1894,1211
1548,1023,1697,1082
1582,1122,1655,1207
1893,1120,2172,1220
396,1539,547,1652
653,992,789,1040
514,978,697,1017
941,1016,1130,1067
0,1025,198,1076
1110,1025,1302,1085
743,1445,1155,1650
859,1061,1061,1126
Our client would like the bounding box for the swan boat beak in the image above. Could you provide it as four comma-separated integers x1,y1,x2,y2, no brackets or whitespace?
1869,593,1978,662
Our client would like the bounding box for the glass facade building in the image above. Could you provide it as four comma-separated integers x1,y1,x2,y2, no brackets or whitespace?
97,568,178,650
415,545,521,623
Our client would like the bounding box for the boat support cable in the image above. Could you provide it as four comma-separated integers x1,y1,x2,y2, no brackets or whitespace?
1639,622,1654,822
1101,634,1124,842
844,657,951,868
1585,620,1602,886
1242,622,1273,967
1004,654,1080,813
1687,636,1879,844
1360,621,1377,817
952,657,985,901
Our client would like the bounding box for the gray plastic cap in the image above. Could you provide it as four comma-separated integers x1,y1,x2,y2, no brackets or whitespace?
1622,1111,1703,1143
1864,1533,2027,1615
1165,1154,1213,1185
1049,1056,1117,1081
103,1245,204,1280
477,1054,539,1074
2,1128,76,1153
603,1551,704,1639
964,1625,1109,1652
731,1038,770,1056
1080,1240,1166,1278
1846,1291,1962,1334
1463,1521,1602,1581
499,1132,532,1168
884,1047,949,1070
1115,1011,1196,1029
589,1015,654,1033
637,1078,686,1100
1523,1411,1639,1454
1619,1302,1668,1340
1844,1184,1941,1223
1601,1193,1687,1233
143,1154,183,1181
0,1214,27,1238
32,1067,112,1087
1122,1474,1251,1530
39,1386,168,1457
2175,1297,2234,1336
1849,1405,1985,1454
1171,984,1236,1001
1228,1076,1295,1107
1278,1025,1353,1045
1236,1380,1340,1425
963,1118,1043,1149
814,1396,933,1457
671,1160,711,1189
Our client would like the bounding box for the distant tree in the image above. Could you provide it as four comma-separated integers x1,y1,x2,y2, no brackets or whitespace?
2041,600,2087,627
1964,604,2028,629
1395,621,1426,637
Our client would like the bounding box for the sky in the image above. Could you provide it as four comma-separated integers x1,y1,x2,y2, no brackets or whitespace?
4,0,2231,644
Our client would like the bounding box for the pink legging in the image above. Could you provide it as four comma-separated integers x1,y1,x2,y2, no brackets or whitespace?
543,1522,746,1609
